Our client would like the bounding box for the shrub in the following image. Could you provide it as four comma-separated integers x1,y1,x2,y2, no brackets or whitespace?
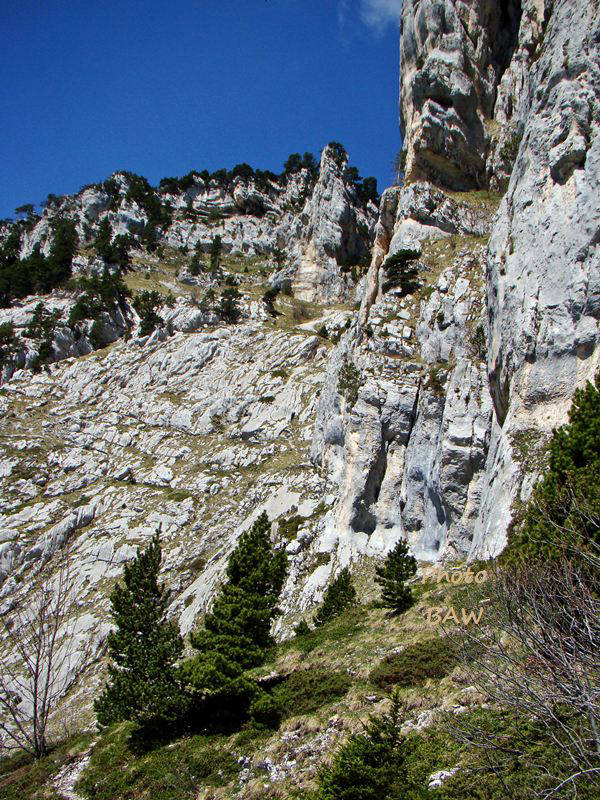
294,619,311,637
500,129,523,164
370,637,457,691
468,323,486,361
314,567,357,627
313,691,406,800
338,357,361,407
425,363,447,396
248,691,282,729
271,669,351,721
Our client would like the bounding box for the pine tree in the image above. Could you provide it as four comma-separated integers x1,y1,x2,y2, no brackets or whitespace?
209,234,222,272
315,690,407,800
218,286,241,322
94,217,113,262
375,539,417,613
94,532,187,732
314,566,357,627
182,512,287,713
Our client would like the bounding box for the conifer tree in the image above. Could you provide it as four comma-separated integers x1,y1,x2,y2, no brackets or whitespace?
182,512,287,711
315,690,407,800
94,532,187,732
314,566,357,627
209,234,222,272
374,539,417,613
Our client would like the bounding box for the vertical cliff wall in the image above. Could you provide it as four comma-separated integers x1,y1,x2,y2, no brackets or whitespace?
312,0,600,561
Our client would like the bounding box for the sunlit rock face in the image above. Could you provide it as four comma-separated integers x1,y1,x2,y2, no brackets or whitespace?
292,146,374,303
315,0,600,562
400,0,522,190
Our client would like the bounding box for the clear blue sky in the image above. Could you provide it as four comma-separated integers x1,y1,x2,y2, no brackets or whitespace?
1,0,402,219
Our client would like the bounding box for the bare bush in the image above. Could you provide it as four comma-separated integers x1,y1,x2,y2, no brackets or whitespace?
0,550,81,758
444,559,600,798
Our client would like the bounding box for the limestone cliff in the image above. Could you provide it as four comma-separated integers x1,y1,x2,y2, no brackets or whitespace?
313,0,600,561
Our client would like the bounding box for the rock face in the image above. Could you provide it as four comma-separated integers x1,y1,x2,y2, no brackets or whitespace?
313,0,600,560
473,0,600,556
312,188,496,562
11,145,375,305
400,0,522,190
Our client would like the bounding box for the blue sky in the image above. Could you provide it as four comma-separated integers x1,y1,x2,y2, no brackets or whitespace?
1,0,402,219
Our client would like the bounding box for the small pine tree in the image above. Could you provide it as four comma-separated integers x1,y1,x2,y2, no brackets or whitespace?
218,286,241,322
94,217,113,262
94,532,187,732
209,234,222,272
182,512,287,714
189,253,203,276
314,690,407,800
314,567,357,627
375,539,417,613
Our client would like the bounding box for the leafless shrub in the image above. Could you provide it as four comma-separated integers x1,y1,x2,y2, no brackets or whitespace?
0,550,82,758
442,558,600,798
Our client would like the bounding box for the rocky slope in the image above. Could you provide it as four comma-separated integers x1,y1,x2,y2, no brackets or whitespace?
0,0,598,743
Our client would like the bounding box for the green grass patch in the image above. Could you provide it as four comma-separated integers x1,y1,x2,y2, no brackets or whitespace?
280,605,366,655
278,514,302,540
76,722,239,800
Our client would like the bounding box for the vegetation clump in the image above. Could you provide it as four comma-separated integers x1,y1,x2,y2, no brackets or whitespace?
338,356,361,407
370,638,458,691
68,271,130,327
0,217,78,307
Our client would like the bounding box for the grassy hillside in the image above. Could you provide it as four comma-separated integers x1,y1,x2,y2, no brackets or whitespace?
3,567,594,800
